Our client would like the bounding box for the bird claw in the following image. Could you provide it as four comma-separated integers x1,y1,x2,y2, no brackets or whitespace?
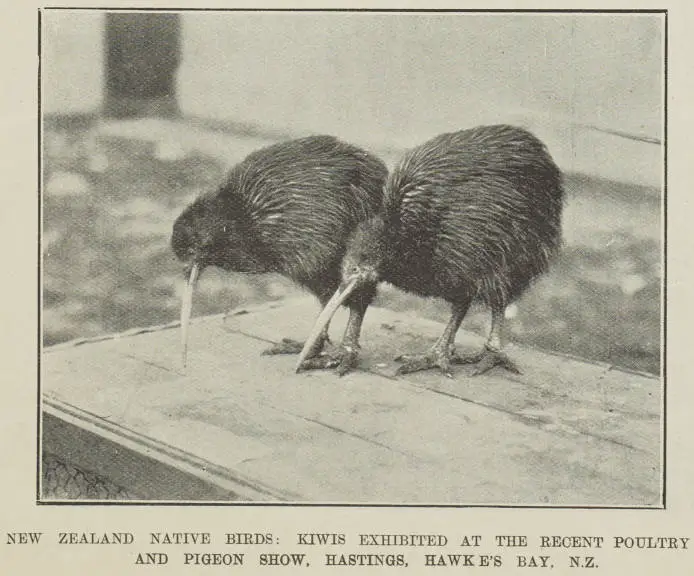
394,350,453,378
451,346,521,376
262,336,329,358
261,338,305,356
297,346,359,377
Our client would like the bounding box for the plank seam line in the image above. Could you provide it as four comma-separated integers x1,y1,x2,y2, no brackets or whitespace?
269,405,414,460
44,304,659,381
420,386,648,453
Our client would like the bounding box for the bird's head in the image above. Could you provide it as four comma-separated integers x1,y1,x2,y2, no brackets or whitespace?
171,191,269,369
339,216,388,287
172,196,224,276
295,216,392,371
172,192,271,278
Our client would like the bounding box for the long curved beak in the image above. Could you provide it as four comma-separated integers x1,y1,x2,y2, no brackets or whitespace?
180,262,200,369
295,275,361,373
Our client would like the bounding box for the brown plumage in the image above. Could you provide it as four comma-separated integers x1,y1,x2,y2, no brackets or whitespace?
172,135,387,371
297,125,564,377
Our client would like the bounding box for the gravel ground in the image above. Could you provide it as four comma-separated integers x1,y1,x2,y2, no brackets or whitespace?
42,116,662,375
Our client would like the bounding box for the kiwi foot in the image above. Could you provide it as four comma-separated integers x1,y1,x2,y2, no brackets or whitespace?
262,338,304,355
394,347,453,378
262,336,328,358
451,345,521,376
297,345,360,377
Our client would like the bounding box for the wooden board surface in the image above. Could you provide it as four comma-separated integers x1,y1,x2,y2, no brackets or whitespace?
41,296,662,505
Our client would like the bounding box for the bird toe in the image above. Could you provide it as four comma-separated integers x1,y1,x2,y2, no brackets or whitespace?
465,348,521,376
394,350,452,377
262,338,305,356
296,346,359,376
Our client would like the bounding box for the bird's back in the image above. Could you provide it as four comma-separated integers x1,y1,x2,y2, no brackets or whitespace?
383,125,564,303
223,135,387,288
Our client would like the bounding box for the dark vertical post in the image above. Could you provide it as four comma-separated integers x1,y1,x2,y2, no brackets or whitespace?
103,12,182,119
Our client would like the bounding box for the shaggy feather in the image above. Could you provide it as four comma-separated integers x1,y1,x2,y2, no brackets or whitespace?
359,124,564,306
172,135,387,302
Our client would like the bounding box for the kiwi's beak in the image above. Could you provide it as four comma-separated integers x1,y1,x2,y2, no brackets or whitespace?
180,262,201,369
295,275,361,373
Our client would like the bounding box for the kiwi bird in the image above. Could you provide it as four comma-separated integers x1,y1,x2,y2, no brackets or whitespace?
296,125,564,377
171,135,388,373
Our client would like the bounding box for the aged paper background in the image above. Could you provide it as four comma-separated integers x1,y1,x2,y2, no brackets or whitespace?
1,0,691,573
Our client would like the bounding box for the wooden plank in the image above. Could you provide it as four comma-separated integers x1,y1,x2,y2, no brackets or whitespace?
229,299,661,456
42,405,286,502
41,297,661,505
